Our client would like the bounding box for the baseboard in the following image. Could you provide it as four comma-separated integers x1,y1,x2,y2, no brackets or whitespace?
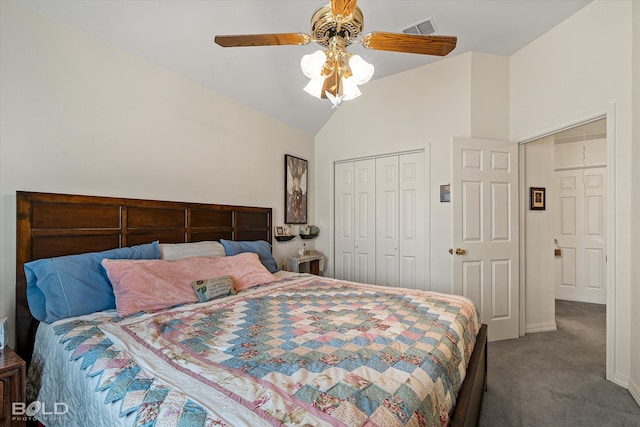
525,322,557,334
628,378,640,407
611,372,630,389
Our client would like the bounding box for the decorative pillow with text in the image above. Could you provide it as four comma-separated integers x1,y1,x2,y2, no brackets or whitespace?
191,276,235,302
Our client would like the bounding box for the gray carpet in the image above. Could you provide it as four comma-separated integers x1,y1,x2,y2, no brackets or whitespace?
479,299,640,427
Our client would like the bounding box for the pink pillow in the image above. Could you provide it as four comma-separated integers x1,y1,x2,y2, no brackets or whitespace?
102,252,276,317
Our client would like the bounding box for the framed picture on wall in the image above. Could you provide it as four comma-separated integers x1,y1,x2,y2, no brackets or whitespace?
530,187,546,210
285,154,308,224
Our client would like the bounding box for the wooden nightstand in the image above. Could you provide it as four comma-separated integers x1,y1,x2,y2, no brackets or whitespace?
0,347,26,427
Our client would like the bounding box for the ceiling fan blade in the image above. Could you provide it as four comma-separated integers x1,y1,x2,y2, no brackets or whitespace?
214,33,311,47
330,0,358,18
362,32,457,56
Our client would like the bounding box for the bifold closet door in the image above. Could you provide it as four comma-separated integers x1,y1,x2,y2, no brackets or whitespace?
376,156,400,286
375,153,425,288
398,152,426,289
334,159,376,282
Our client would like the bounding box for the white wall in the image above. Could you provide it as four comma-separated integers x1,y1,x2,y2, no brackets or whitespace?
470,53,510,141
0,2,315,347
315,52,510,294
523,136,557,333
629,0,640,406
510,0,633,386
315,52,471,293
317,0,637,392
554,137,606,169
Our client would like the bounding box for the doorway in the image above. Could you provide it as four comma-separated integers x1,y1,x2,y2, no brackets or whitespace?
553,121,607,304
520,115,614,381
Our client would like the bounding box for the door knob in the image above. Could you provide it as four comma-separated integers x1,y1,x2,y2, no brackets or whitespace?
455,248,466,255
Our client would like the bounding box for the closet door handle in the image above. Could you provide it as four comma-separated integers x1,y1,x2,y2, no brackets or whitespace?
455,248,466,255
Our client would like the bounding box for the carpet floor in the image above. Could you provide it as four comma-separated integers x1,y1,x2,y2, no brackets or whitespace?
478,299,640,427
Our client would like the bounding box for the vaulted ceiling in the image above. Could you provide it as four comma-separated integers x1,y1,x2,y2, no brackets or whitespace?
17,0,592,135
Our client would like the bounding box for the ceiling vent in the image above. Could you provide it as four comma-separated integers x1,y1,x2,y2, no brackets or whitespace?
401,17,437,35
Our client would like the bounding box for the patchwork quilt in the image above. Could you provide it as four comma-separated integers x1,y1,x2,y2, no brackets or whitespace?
31,276,479,427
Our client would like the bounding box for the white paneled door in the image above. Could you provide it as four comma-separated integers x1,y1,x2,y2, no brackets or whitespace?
375,152,426,288
399,153,426,289
334,159,376,283
555,168,606,304
334,161,355,281
334,152,426,288
452,138,519,341
376,156,400,287
353,159,377,283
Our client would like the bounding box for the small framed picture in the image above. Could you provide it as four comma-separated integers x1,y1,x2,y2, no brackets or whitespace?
530,187,546,210
275,226,285,236
440,184,450,203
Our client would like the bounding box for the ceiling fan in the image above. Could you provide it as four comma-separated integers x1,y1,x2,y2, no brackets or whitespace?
214,0,457,105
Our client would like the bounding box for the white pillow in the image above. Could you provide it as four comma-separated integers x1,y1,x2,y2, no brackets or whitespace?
159,241,226,260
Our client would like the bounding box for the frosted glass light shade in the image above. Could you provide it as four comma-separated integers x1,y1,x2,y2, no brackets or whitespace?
349,55,374,85
303,77,325,99
341,77,362,101
300,50,326,78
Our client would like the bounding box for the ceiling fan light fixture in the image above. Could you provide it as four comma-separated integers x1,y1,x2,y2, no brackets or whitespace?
216,1,458,106
341,77,362,100
303,76,325,99
348,55,374,85
300,50,326,78
301,49,371,103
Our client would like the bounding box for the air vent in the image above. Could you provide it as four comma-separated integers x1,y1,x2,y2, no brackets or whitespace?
401,17,437,35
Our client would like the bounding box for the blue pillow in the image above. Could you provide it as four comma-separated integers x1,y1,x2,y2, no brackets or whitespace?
25,241,159,323
220,239,279,273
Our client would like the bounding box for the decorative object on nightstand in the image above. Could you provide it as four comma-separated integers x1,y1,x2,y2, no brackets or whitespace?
274,225,295,242
286,251,325,276
0,347,26,427
299,225,319,239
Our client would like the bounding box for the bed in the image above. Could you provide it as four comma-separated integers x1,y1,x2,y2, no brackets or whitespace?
15,191,487,427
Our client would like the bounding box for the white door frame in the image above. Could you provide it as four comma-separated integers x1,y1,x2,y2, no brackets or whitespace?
517,104,616,383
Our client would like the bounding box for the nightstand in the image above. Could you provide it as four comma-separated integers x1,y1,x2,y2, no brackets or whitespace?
0,347,26,427
286,253,325,275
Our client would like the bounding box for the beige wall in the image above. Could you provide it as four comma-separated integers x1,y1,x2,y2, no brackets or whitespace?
0,2,315,346
470,53,510,141
316,0,637,394
523,136,557,333
315,52,510,294
630,0,640,404
510,0,633,387
316,52,470,293
1,0,637,405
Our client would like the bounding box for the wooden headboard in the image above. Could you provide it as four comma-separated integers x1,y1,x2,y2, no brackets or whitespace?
15,191,272,363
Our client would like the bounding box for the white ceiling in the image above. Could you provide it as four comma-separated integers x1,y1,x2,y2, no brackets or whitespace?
17,0,593,135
